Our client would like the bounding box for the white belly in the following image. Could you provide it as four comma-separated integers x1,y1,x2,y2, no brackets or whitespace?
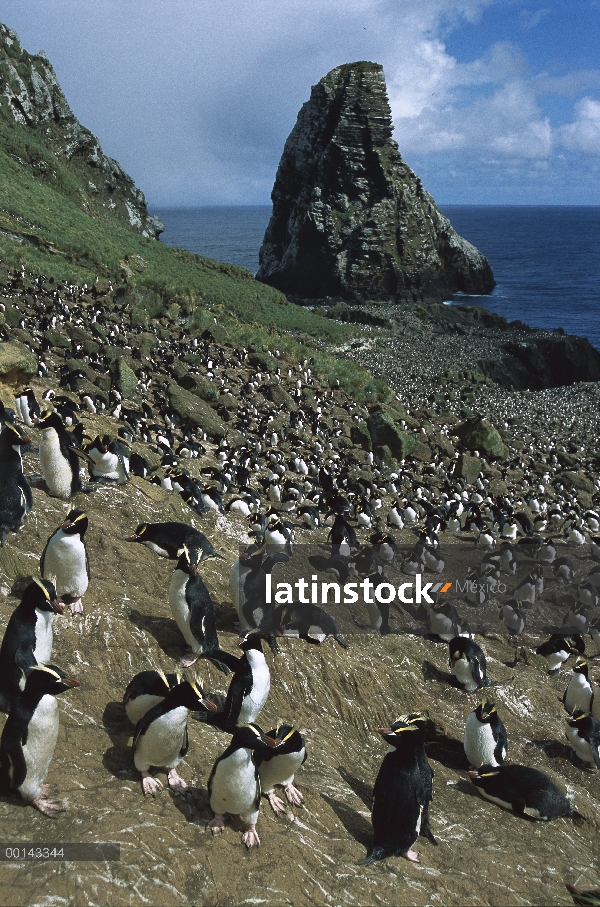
452,658,478,691
237,654,270,725
259,749,305,793
168,571,200,651
19,695,59,802
564,676,592,715
125,694,165,726
134,706,188,771
464,715,500,768
42,532,88,599
39,430,74,499
210,748,259,821
33,609,54,666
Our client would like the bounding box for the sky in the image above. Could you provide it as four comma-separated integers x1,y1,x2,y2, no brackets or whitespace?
2,1,600,206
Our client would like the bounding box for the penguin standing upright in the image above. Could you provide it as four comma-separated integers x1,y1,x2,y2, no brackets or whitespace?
565,711,600,767
229,545,287,652
258,724,307,813
0,421,33,547
133,679,216,796
0,579,63,712
358,717,434,865
0,664,80,816
468,764,575,819
208,723,282,847
449,637,491,691
123,669,180,725
168,545,219,667
14,387,40,428
37,411,83,499
197,634,270,730
40,509,90,613
563,658,593,715
464,700,508,769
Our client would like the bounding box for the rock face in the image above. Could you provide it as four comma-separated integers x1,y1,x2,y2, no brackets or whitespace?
257,62,494,303
0,23,163,239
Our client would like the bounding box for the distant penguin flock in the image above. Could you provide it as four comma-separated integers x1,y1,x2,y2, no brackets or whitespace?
0,265,599,867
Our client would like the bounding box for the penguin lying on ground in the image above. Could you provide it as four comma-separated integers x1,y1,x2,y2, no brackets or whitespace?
36,410,83,499
449,637,492,691
536,634,585,675
0,421,33,547
40,509,90,613
123,669,180,725
84,435,129,484
208,723,283,848
0,579,62,713
133,678,217,796
168,544,220,667
0,664,80,816
258,724,307,814
358,715,435,866
195,634,271,730
272,603,349,649
464,700,508,769
467,764,576,820
126,521,221,562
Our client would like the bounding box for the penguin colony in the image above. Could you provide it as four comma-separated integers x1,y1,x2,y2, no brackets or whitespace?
0,268,599,872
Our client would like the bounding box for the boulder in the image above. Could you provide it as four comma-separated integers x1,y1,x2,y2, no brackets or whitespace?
455,416,507,460
263,383,297,411
457,453,482,485
0,340,37,386
167,382,244,444
110,357,138,398
257,62,494,302
350,420,371,450
367,407,416,460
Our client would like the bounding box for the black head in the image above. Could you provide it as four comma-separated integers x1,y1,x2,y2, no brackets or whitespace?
37,410,65,432
567,709,591,728
24,664,80,698
475,700,497,722
60,509,88,537
573,657,588,677
127,523,148,542
178,543,199,576
168,678,219,713
237,633,264,653
22,578,63,615
231,722,282,752
566,635,586,654
2,421,32,446
468,764,500,785
378,715,425,749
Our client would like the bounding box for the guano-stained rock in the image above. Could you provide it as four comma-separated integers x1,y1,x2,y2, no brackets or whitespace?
257,62,494,303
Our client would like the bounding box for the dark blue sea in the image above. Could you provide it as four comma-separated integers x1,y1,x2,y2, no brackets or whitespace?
154,205,600,351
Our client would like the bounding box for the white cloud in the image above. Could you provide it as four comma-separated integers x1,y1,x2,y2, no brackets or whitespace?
558,97,600,153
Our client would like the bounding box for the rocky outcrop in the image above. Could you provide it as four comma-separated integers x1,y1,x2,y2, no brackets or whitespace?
257,62,494,303
0,23,163,239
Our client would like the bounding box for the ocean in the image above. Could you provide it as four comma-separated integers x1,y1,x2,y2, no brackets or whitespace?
154,205,600,352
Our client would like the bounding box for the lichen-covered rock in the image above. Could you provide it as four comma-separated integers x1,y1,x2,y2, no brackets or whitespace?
110,356,138,399
350,420,371,450
456,416,508,460
367,406,416,459
0,23,163,239
167,382,244,445
457,453,483,484
0,340,37,385
257,61,494,302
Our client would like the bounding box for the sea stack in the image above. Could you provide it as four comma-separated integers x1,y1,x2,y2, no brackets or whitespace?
257,62,494,303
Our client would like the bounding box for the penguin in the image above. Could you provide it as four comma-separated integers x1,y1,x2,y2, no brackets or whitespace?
133,678,217,796
273,602,349,649
84,435,129,484
126,521,221,562
0,664,80,816
40,509,90,613
14,387,40,427
553,556,575,585
536,635,585,675
208,723,283,847
123,669,180,725
258,723,307,814
427,600,468,642
0,579,63,713
499,600,527,638
37,410,83,499
168,544,219,667
229,545,287,653
564,711,600,768
264,513,294,555
0,421,33,547
563,658,593,715
464,700,508,769
590,617,600,658
360,567,400,636
196,634,271,730
357,716,433,865
467,764,575,820
449,637,491,691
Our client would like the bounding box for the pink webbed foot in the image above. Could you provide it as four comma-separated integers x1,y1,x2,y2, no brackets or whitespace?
31,796,64,817
266,791,287,814
180,651,199,668
284,783,304,806
209,813,226,835
242,824,260,848
68,599,84,614
167,769,187,793
141,772,163,797
403,849,419,863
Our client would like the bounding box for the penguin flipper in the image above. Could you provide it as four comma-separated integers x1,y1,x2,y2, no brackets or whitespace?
199,649,239,672
69,446,94,464
334,634,349,649
357,845,386,866
0,730,27,790
495,725,508,764
17,475,33,513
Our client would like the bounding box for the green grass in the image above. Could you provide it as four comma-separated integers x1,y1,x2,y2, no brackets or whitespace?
0,97,392,404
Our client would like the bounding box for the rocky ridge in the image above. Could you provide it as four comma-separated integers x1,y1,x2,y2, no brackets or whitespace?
0,22,163,240
257,62,494,303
